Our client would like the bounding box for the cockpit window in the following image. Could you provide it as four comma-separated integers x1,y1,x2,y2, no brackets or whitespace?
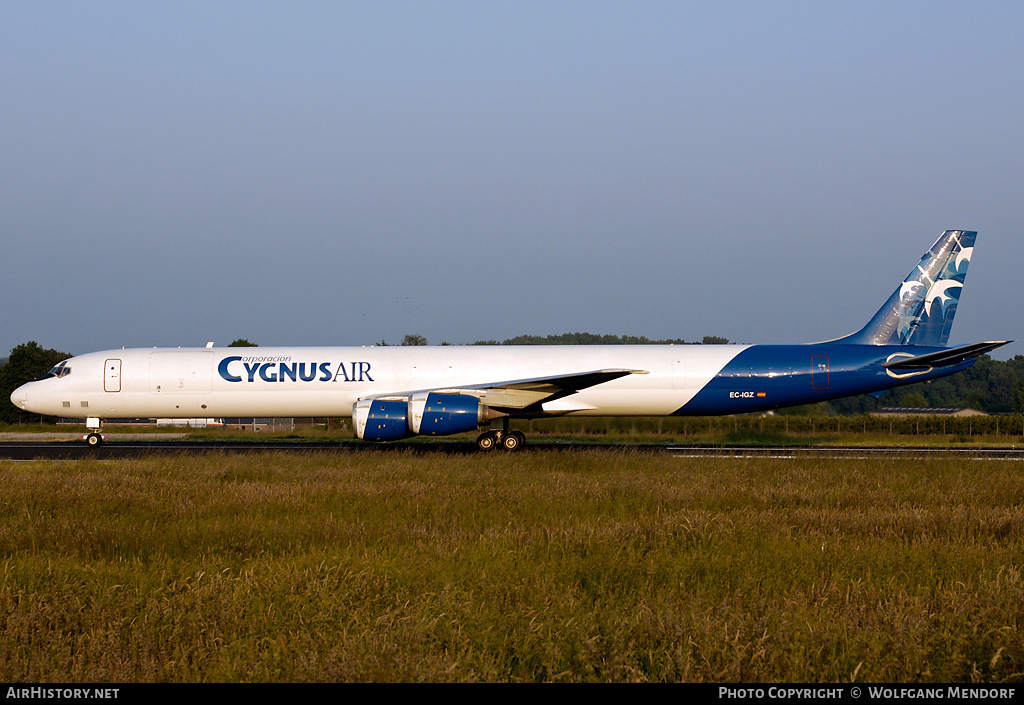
38,361,72,380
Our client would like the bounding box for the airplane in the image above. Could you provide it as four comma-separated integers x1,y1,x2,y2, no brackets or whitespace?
10,229,1010,450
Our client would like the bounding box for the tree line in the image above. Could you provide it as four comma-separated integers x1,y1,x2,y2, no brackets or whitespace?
469,333,731,346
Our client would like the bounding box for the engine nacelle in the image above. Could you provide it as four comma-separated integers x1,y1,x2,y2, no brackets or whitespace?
409,392,483,436
353,399,411,441
353,393,492,441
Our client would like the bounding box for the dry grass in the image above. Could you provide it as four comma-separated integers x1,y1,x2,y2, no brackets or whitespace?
1,450,1022,682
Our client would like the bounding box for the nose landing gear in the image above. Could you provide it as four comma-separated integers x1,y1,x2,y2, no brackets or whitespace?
82,417,106,448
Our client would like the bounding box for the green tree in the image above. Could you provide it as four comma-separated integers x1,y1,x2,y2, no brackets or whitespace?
901,392,927,407
1015,378,1024,413
0,341,73,424
227,339,258,347
401,334,428,346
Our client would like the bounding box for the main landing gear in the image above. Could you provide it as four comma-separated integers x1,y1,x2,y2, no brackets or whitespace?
475,418,525,451
476,429,525,451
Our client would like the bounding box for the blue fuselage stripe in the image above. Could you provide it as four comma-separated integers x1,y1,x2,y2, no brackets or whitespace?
675,344,973,415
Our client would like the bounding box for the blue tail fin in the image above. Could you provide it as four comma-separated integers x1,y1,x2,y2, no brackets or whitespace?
839,230,975,346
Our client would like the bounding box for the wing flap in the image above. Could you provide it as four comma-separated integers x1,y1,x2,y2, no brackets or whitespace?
359,368,647,410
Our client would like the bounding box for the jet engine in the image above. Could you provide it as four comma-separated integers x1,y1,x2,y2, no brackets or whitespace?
353,392,496,441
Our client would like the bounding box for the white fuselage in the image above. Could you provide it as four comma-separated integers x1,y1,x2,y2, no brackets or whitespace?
12,345,749,421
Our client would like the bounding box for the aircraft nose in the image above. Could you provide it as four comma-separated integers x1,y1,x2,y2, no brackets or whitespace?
10,384,30,410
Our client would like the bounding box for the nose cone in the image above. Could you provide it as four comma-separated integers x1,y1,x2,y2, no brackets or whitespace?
10,383,30,410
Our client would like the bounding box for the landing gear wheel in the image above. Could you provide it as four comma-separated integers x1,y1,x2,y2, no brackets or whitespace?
501,430,525,451
86,433,103,448
476,431,497,451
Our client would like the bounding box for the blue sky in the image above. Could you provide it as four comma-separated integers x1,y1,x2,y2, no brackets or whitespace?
3,1,1022,358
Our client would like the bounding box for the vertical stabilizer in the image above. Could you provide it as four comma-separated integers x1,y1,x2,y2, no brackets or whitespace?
839,230,975,346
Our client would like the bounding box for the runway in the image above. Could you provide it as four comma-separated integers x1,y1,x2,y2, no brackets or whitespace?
1,434,1023,460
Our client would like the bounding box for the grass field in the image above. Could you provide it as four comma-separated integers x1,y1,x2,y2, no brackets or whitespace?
1,448,1023,682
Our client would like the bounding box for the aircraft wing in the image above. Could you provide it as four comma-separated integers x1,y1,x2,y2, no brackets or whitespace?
362,368,648,411
882,341,1012,370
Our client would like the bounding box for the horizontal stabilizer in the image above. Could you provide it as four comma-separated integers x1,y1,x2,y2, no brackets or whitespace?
882,341,1011,370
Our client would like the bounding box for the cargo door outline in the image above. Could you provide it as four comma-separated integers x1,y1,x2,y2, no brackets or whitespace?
104,359,122,393
811,355,829,390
